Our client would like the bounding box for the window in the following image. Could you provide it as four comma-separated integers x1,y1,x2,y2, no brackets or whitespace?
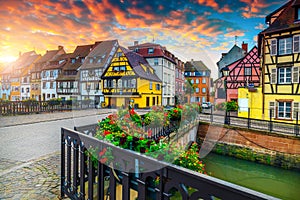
191,79,194,84
89,58,93,63
269,101,276,118
293,102,300,120
146,97,150,107
195,79,199,84
131,79,136,88
148,48,154,54
278,102,291,119
154,58,159,65
245,67,251,76
123,79,127,88
195,88,199,93
118,80,122,88
202,88,206,93
279,37,292,55
271,68,277,84
270,39,277,55
71,59,75,64
202,78,206,84
116,52,122,58
156,84,160,90
278,67,292,83
149,81,153,90
293,35,300,53
202,97,206,103
292,66,299,83
81,58,85,63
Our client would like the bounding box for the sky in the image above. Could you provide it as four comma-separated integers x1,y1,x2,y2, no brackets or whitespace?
0,0,287,79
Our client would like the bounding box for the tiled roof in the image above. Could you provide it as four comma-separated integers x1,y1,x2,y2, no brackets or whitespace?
128,43,175,63
80,40,118,70
122,47,162,82
36,49,62,64
42,53,70,70
185,60,210,72
262,0,300,34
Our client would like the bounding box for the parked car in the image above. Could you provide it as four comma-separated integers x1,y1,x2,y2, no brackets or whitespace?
201,102,211,109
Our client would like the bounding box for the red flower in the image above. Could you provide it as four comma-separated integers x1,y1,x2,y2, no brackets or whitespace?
109,120,115,125
174,109,178,113
147,129,153,137
140,137,144,140
100,157,108,163
121,133,126,137
103,130,111,136
129,108,135,115
99,148,107,157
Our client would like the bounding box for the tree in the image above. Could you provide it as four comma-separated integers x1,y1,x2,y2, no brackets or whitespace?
184,78,196,103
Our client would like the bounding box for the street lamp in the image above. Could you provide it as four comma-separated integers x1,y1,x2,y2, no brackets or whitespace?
221,67,230,125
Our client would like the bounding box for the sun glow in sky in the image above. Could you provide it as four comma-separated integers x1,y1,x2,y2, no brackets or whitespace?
0,0,286,78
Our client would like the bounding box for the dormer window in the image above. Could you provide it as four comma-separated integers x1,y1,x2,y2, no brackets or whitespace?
71,58,75,64
89,58,93,63
148,48,154,54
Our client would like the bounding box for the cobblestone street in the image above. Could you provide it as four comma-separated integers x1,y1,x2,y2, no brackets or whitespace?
0,151,66,200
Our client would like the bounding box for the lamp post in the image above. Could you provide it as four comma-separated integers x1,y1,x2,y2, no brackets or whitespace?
222,67,230,125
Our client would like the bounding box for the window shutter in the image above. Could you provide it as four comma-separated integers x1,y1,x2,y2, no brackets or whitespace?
293,102,300,120
292,66,299,83
271,68,277,84
293,35,300,53
269,101,276,118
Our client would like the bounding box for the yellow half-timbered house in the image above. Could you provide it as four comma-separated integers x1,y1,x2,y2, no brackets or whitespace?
101,47,162,108
258,0,300,122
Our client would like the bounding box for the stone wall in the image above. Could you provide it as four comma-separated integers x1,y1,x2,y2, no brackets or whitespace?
197,122,300,169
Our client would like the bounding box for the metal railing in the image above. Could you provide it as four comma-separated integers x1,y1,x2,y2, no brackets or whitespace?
61,127,279,200
200,109,300,136
0,100,95,115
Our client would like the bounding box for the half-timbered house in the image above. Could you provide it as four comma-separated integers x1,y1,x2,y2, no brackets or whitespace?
101,47,162,108
258,0,300,122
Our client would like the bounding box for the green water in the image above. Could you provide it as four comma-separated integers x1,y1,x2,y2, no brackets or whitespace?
203,153,300,200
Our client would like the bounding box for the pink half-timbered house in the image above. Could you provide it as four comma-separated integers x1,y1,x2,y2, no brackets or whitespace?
215,46,261,104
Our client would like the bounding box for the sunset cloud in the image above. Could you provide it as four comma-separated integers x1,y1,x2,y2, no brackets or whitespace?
0,0,287,78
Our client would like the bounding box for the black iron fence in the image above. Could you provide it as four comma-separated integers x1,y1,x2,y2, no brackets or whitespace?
61,127,279,200
199,108,300,136
74,118,181,140
0,100,95,115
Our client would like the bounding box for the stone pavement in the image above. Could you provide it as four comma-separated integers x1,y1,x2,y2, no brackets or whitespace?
0,151,63,200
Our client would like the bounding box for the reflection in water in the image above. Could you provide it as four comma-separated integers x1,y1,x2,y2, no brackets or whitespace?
203,153,300,200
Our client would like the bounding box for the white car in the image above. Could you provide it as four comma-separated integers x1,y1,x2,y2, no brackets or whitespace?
201,102,211,109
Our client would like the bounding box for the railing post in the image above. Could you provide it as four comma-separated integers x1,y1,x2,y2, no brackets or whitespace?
269,109,273,132
247,107,250,129
295,112,299,136
61,128,65,198
210,105,213,123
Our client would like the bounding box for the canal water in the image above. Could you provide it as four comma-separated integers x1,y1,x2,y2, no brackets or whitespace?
203,153,300,200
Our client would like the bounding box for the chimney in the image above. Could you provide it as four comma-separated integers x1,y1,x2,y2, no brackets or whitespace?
19,51,22,57
191,58,194,62
134,41,139,46
242,42,248,53
58,45,63,50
